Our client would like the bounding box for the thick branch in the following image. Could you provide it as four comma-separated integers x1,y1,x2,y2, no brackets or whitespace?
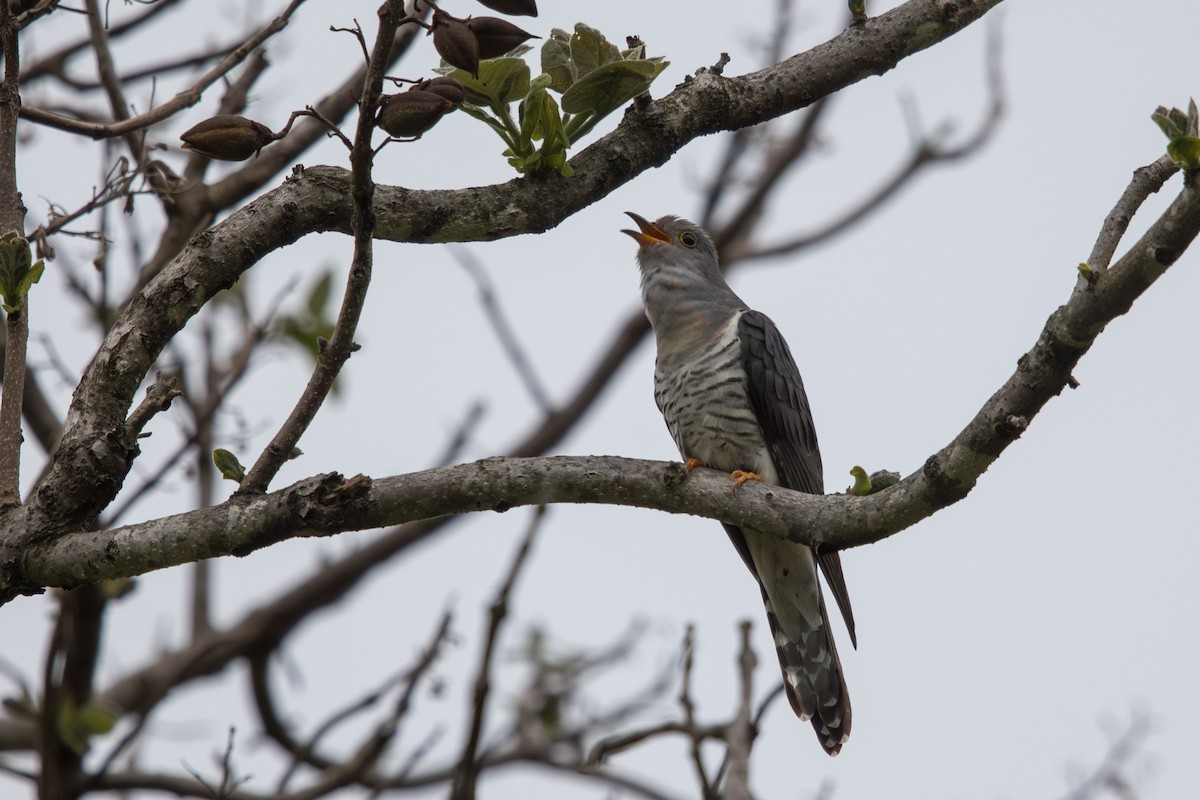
6,157,1200,594
14,0,1004,538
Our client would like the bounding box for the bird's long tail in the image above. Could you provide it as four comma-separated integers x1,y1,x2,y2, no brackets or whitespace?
760,586,851,755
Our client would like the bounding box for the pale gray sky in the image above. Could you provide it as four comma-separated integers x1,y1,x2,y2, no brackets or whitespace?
3,1,1198,798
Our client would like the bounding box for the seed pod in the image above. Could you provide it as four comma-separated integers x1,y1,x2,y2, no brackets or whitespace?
432,13,480,77
473,0,537,17
377,91,454,138
180,115,275,161
466,16,539,60
412,76,465,107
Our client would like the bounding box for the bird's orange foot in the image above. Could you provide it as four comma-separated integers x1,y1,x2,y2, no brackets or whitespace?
684,458,705,472
730,470,763,491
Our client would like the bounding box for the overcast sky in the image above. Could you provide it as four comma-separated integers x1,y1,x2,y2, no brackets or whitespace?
3,1,1199,798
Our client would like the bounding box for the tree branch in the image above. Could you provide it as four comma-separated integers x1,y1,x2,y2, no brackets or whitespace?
451,506,544,800
16,0,308,141
238,1,404,495
5,151,1199,596
10,0,1005,539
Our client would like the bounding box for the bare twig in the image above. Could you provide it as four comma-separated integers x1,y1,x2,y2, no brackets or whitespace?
721,621,756,800
1060,713,1151,800
0,307,27,507
18,0,308,140
736,19,1006,263
121,373,182,447
257,609,453,794
1085,156,1177,273
699,0,799,227
292,609,453,800
586,720,727,767
83,0,140,157
238,0,404,495
677,624,716,799
19,0,184,83
54,41,245,93
451,245,553,414
713,95,832,256
432,399,487,467
714,674,786,789
451,505,546,800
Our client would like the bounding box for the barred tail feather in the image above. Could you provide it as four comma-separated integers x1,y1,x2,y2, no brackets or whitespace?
762,589,851,755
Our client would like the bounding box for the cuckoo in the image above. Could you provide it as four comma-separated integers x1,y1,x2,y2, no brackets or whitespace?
623,212,856,755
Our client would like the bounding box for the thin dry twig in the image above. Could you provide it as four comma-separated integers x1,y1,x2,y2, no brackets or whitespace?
237,0,407,495
18,0,308,140
262,610,453,796
736,18,1006,263
121,373,182,446
1060,713,1152,800
1085,156,1177,273
678,624,716,800
20,0,184,83
720,621,756,800
451,505,546,800
451,245,553,414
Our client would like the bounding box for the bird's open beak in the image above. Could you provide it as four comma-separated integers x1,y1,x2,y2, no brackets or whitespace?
622,212,672,247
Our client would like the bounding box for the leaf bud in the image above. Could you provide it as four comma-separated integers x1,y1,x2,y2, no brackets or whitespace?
466,16,539,60
180,115,275,161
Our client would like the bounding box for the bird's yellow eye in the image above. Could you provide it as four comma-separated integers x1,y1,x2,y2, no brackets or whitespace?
679,231,698,248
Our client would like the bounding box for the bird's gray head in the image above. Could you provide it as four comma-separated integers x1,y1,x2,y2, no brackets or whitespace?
622,212,744,341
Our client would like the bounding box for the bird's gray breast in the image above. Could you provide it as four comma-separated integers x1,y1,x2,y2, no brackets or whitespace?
653,311,776,479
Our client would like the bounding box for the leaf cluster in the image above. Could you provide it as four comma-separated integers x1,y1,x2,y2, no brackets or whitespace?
1152,98,1200,170
438,23,668,176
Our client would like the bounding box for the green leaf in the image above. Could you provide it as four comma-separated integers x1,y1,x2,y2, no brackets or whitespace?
1167,136,1200,170
545,151,573,177
306,270,332,316
212,448,246,482
76,705,117,736
569,23,621,77
520,88,546,142
560,58,667,118
447,57,530,106
540,30,576,93
846,466,872,496
15,259,44,299
1153,98,1200,141
0,232,41,313
536,91,568,148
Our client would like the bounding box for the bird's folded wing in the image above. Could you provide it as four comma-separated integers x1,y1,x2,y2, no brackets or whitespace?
738,309,857,646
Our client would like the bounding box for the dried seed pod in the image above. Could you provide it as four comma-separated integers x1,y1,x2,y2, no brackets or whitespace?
412,76,465,107
473,0,537,17
432,13,480,77
466,16,538,60
180,115,275,161
377,91,454,138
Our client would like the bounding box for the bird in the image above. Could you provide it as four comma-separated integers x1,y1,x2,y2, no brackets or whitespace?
623,212,856,755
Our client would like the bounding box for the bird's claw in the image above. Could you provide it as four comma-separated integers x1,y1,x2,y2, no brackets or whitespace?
684,458,705,472
730,470,763,491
